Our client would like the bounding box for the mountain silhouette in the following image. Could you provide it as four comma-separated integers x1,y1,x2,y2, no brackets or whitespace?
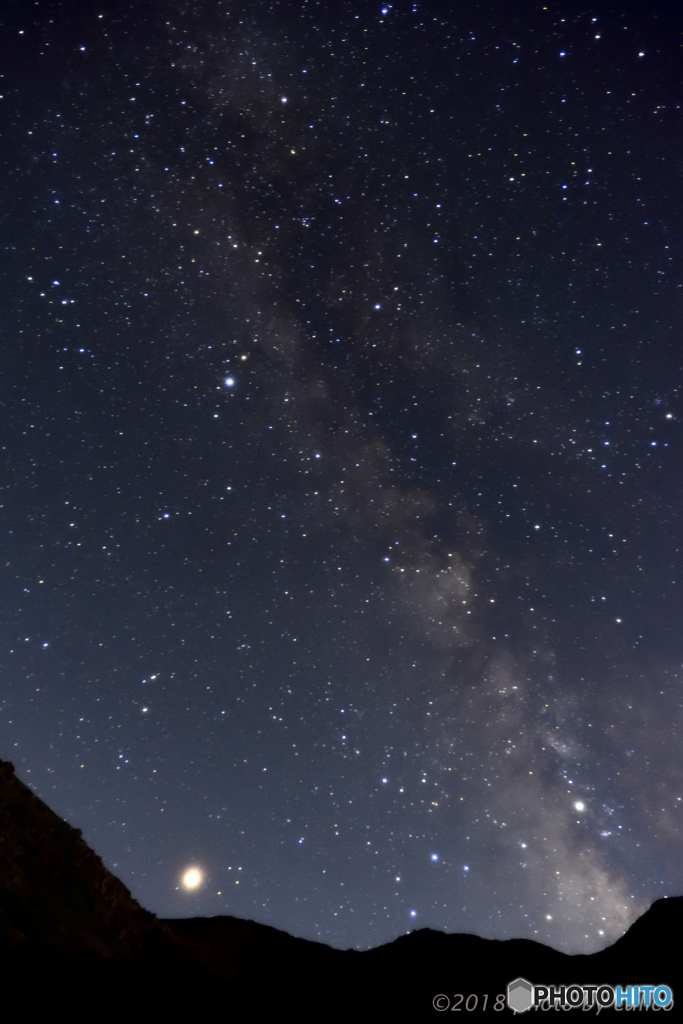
1,760,677,1018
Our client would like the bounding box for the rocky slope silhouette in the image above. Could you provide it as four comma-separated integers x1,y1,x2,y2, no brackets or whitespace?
1,760,678,1017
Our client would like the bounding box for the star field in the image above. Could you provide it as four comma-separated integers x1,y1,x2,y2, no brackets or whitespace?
1,0,682,955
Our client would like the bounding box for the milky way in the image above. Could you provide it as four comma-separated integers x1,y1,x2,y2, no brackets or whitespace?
1,0,682,954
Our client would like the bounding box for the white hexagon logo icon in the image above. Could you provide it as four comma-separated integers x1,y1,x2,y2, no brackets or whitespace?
507,977,534,1013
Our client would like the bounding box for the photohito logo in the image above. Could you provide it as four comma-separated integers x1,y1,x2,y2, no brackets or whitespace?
507,978,673,1013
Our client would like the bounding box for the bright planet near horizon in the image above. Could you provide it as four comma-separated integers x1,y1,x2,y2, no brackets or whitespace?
181,868,203,891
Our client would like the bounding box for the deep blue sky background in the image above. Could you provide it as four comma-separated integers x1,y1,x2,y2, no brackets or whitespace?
1,0,682,953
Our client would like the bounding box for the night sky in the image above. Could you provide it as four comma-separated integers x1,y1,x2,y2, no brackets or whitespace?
2,0,682,956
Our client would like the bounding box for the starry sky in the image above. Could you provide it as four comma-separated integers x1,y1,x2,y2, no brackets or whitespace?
2,0,682,956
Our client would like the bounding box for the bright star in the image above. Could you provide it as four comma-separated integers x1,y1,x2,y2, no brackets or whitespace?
181,868,203,889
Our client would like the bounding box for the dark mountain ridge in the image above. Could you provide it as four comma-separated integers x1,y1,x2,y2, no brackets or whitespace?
1,760,678,1018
